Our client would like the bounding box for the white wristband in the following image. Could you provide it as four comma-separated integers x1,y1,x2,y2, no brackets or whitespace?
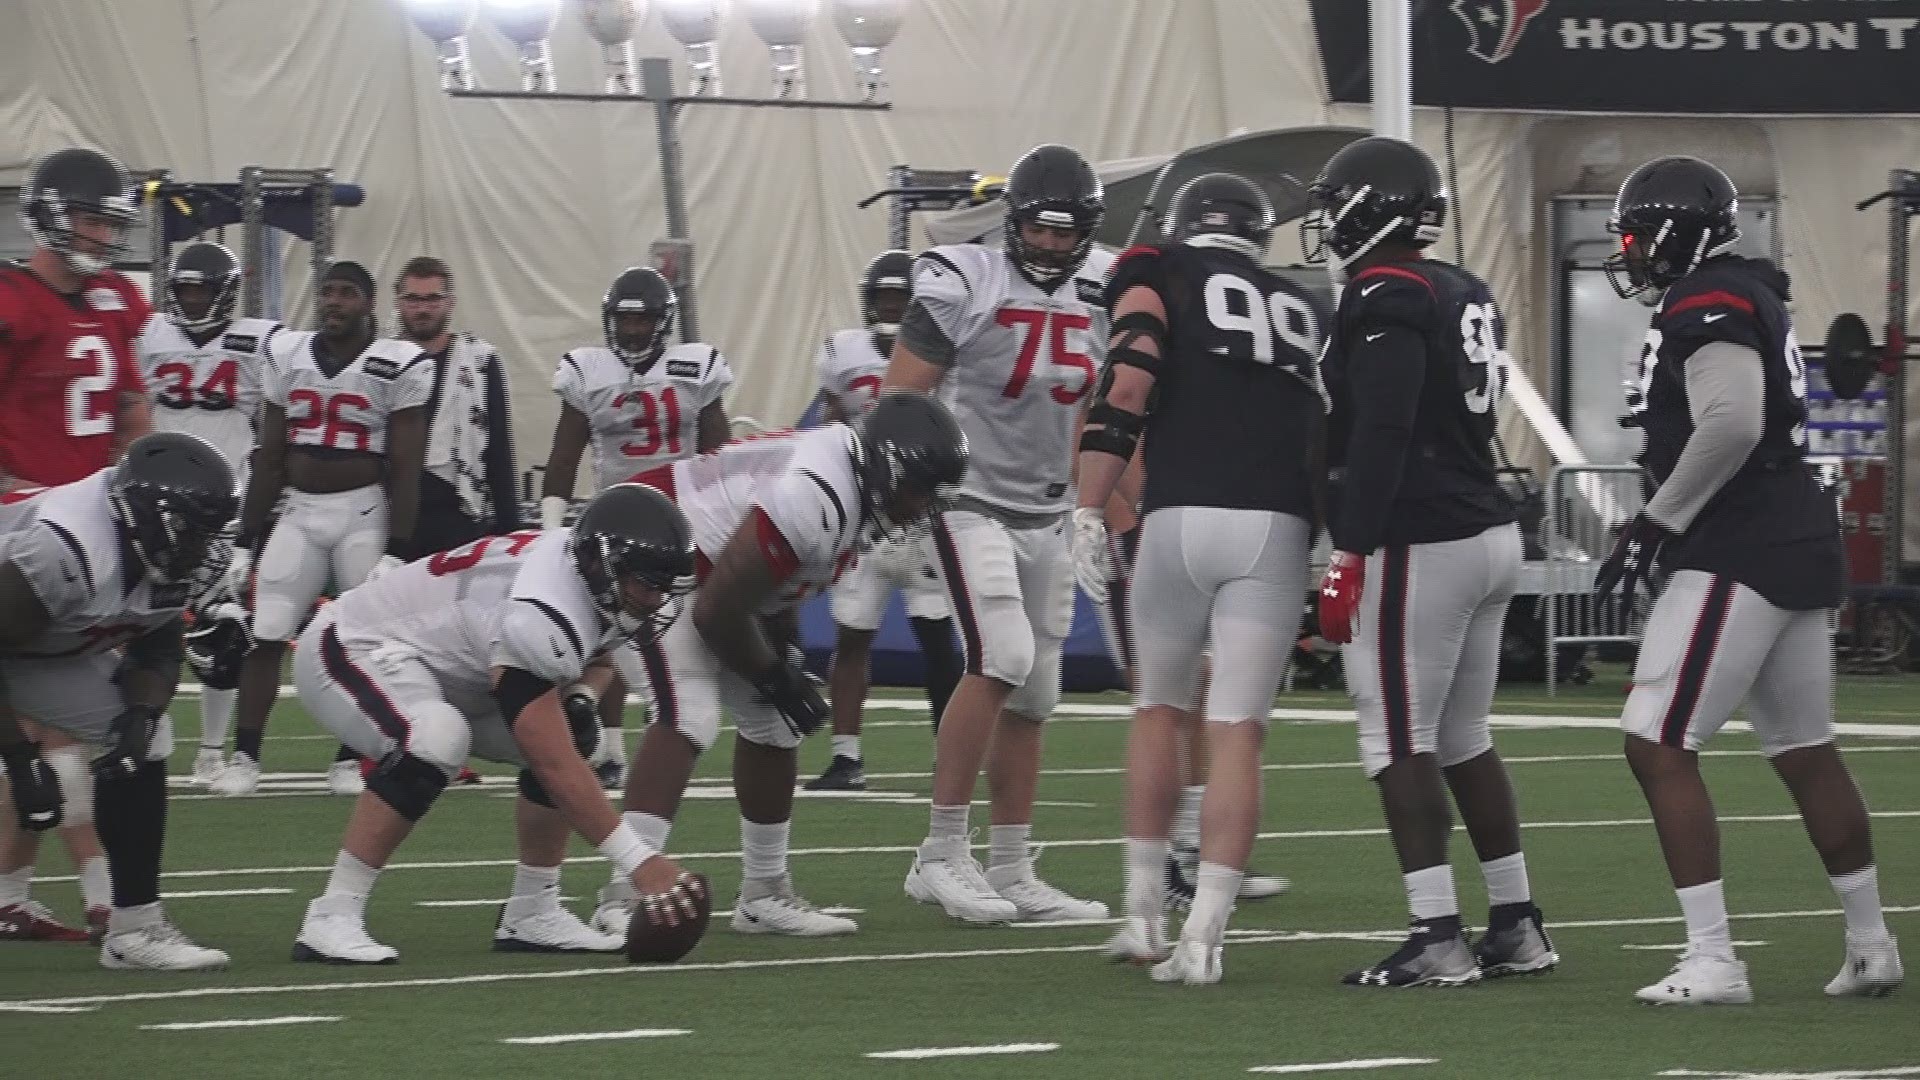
541,496,570,532
598,822,657,878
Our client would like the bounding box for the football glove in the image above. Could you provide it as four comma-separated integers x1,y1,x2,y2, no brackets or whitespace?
753,660,829,740
1071,507,1115,606
0,743,62,831
225,544,254,599
1593,513,1673,604
93,704,163,780
1317,551,1366,645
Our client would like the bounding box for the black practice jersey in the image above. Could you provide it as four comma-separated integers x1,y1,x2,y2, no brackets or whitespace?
1322,258,1517,554
1105,242,1325,520
1629,256,1841,609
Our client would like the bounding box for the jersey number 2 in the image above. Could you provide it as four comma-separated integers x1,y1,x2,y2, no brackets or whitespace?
619,386,683,458
65,335,118,438
996,309,1094,404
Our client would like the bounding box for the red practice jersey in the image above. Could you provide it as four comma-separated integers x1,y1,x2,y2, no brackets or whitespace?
0,263,151,486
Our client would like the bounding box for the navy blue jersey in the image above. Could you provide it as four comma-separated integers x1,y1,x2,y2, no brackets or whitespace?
1322,258,1517,554
1106,243,1325,520
1631,256,1841,609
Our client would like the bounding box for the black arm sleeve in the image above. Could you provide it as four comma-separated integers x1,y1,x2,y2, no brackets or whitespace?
482,353,522,533
898,300,957,367
492,665,557,728
1332,326,1426,555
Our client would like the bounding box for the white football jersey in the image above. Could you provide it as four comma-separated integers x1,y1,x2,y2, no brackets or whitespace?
914,244,1112,515
264,331,433,455
639,425,862,613
0,472,190,659
554,343,733,491
815,329,890,417
136,315,277,480
328,528,624,717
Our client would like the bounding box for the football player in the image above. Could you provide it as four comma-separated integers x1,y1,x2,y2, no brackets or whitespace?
216,261,432,797
883,144,1112,924
1600,156,1903,1004
591,393,968,939
542,267,732,791
0,146,158,943
807,250,963,791
136,241,280,784
1308,137,1554,987
290,483,702,962
1076,173,1323,983
0,433,237,970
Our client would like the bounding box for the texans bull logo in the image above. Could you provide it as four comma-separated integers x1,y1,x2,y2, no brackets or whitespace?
1447,0,1549,64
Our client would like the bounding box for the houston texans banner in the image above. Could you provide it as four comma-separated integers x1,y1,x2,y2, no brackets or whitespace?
1310,0,1920,115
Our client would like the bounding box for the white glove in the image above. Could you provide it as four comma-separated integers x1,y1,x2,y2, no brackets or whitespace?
226,545,254,598
541,496,571,532
363,554,404,585
1071,507,1114,606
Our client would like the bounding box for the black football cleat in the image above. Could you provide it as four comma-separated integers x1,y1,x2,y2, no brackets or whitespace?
1164,851,1197,913
1474,902,1559,978
594,758,624,791
803,755,866,791
1344,916,1482,988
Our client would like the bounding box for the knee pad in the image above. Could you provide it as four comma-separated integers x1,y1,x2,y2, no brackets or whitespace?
517,767,555,809
367,751,451,823
405,700,473,776
972,595,1036,688
44,747,95,826
1005,637,1062,721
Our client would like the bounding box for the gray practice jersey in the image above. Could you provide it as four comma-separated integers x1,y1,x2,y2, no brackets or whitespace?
0,471,189,659
912,244,1111,516
816,329,889,417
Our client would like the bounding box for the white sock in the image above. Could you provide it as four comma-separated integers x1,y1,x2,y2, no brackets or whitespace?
1676,879,1734,960
511,862,562,902
603,728,627,766
623,810,672,850
831,734,861,762
740,818,790,882
200,687,236,749
1173,785,1204,850
0,865,30,907
1480,852,1531,907
1404,864,1459,922
988,823,1031,871
1187,861,1243,943
107,900,164,936
1830,866,1889,938
928,803,969,842
78,857,111,911
1124,837,1169,919
323,850,381,902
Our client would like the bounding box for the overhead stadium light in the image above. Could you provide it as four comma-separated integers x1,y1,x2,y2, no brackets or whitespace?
743,0,817,99
660,0,725,97
485,0,562,92
830,0,903,102
577,0,647,94
404,0,481,91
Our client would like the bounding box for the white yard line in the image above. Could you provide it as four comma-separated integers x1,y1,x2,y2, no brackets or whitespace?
6,905,1914,1014
140,1015,341,1031
1248,1059,1438,1075
865,1043,1058,1060
162,888,293,900
499,1028,690,1045
1620,941,1768,951
35,811,1920,886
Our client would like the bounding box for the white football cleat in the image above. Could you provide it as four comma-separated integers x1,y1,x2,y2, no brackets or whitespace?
291,896,398,965
1151,937,1224,985
589,878,635,936
731,877,858,937
904,838,1017,925
1825,932,1903,998
494,900,623,953
1104,915,1169,965
208,754,260,796
100,921,230,971
986,854,1109,922
326,760,366,796
190,747,226,785
1239,872,1290,900
1636,951,1753,1005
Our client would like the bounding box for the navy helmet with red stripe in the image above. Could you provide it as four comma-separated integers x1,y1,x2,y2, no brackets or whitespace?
571,482,697,645
1605,156,1741,301
1303,137,1446,267
1003,144,1104,291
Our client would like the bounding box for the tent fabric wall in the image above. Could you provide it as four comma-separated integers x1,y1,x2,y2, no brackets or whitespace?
7,2,1916,539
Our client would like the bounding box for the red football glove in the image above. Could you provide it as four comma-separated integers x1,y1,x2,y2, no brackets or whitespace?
1318,551,1366,645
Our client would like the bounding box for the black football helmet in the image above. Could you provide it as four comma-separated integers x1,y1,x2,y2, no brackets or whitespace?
861,249,913,351
1003,144,1104,290
20,147,138,277
1167,172,1275,257
109,432,240,585
1302,137,1446,267
1605,156,1742,300
571,482,697,644
166,242,243,333
853,392,969,540
184,602,253,692
602,267,678,373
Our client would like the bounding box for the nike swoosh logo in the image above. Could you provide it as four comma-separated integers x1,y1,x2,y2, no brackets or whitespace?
1700,312,1726,323
1360,283,1386,296
1365,332,1387,342
551,641,565,659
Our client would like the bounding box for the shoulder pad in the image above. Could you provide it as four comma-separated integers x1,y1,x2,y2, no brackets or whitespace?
359,342,425,381
1104,245,1168,308
1658,270,1766,350
1345,265,1438,330
915,246,982,290
221,320,281,355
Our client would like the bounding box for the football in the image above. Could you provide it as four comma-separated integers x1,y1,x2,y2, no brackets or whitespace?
624,872,713,964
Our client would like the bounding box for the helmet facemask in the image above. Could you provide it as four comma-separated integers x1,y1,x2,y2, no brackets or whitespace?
24,190,135,278
112,486,239,586
573,529,697,646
